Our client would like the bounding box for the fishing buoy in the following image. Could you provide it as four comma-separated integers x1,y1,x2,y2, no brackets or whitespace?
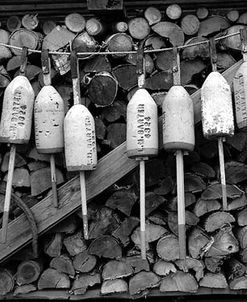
34,49,65,207
162,47,195,260
126,41,158,259
64,51,97,240
201,38,234,211
0,47,34,242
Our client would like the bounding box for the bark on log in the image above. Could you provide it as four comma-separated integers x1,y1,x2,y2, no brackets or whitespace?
16,260,42,285
88,235,122,259
102,260,133,280
72,250,97,273
50,255,75,277
37,268,70,290
101,279,128,295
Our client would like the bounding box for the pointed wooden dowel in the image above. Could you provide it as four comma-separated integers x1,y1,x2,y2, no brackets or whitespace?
176,149,186,260
139,159,146,260
50,154,58,208
1,144,16,243
80,171,88,240
218,137,228,211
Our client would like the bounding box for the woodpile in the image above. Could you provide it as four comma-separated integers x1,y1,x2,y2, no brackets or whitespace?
0,2,247,299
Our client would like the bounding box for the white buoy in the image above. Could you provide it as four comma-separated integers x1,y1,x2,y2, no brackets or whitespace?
34,49,64,207
162,48,195,260
126,42,158,259
201,38,234,211
0,47,34,242
233,28,247,130
64,51,97,240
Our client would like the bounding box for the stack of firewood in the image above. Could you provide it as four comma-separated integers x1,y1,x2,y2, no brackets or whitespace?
0,3,247,298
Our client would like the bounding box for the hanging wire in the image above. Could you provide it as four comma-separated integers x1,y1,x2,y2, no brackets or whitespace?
0,31,240,57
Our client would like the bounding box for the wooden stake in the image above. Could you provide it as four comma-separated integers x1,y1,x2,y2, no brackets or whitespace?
176,150,186,259
218,137,227,211
80,171,88,240
210,38,228,211
1,145,16,243
139,159,146,259
50,154,58,208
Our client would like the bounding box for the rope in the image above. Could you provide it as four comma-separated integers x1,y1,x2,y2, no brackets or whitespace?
0,31,240,57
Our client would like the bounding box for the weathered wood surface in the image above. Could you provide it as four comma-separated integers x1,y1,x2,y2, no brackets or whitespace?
0,142,137,263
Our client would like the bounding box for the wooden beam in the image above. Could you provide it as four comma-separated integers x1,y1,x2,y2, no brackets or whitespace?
0,59,242,263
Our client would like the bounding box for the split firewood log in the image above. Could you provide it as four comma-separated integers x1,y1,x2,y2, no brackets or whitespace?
154,49,173,72
88,206,120,239
129,271,160,296
145,70,173,91
219,25,246,51
145,35,166,50
180,59,206,85
168,210,199,235
102,260,133,280
16,260,42,285
126,53,154,74
112,21,128,33
204,211,235,233
105,33,133,58
112,216,139,246
101,100,126,123
86,71,118,107
125,256,150,274
182,36,209,60
166,4,182,20
13,284,36,296
88,235,122,259
51,215,78,235
70,272,101,295
38,268,70,290
128,17,150,40
22,14,39,30
0,46,12,62
193,198,221,217
1,151,26,172
184,173,206,193
6,16,21,32
101,279,128,295
225,161,247,184
217,52,236,72
145,192,166,216
152,21,185,46
0,66,11,90
144,7,162,26
112,64,137,91
237,208,247,226
197,15,230,37
65,13,86,33
131,222,168,250
50,254,75,277
0,269,15,296
228,194,247,211
188,227,210,259
4,167,30,188
199,272,228,288
86,18,105,36
238,12,247,24
196,7,209,20
153,176,174,196
44,233,63,258
201,183,242,200
42,20,56,35
72,250,97,273
9,28,42,56
105,189,137,216
160,271,198,293
153,260,177,276
181,14,200,36
190,162,216,179
240,248,247,263
95,117,106,140
229,276,247,290
156,234,180,261
63,231,87,257
30,167,64,196
175,257,204,281
204,257,224,273
224,258,246,281
71,31,97,59
237,226,247,249
206,226,239,258
83,55,111,74
168,193,196,212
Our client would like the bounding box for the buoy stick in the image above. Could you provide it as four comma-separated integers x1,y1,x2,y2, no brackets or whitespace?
50,154,58,208
218,137,227,210
176,150,186,259
1,145,16,243
80,171,88,240
139,159,146,259
209,38,228,211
